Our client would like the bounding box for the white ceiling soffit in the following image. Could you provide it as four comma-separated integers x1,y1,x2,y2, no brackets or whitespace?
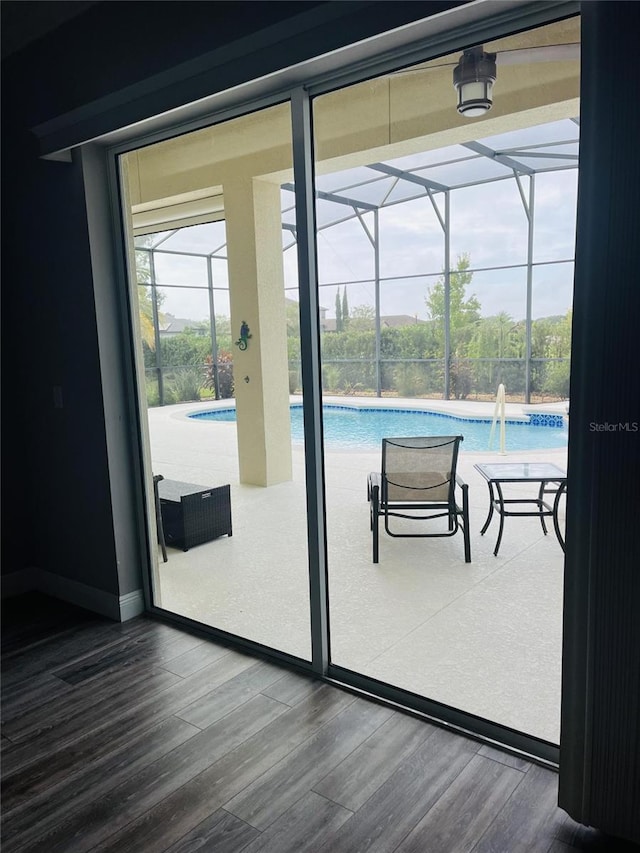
131,190,225,235
34,0,578,161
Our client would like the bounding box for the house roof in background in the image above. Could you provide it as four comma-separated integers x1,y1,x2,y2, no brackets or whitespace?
159,314,207,334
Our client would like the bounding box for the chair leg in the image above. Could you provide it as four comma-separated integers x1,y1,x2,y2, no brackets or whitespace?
463,520,471,563
371,484,380,563
462,484,471,563
537,481,548,535
153,474,168,563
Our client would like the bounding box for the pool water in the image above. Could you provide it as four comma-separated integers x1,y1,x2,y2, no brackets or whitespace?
189,404,568,452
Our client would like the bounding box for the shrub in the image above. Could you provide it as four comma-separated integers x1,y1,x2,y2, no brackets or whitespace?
394,363,424,397
203,350,235,399
165,368,203,402
449,360,474,400
289,368,300,394
145,377,160,407
322,361,374,394
322,364,341,393
543,360,571,399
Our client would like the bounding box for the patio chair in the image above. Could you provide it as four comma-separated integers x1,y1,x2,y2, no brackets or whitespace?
367,436,471,564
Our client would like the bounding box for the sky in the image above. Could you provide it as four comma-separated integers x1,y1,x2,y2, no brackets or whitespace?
140,130,578,326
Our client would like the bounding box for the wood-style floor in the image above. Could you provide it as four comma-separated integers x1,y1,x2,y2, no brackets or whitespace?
1,593,635,853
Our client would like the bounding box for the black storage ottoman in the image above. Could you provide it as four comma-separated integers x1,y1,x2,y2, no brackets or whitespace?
157,480,232,551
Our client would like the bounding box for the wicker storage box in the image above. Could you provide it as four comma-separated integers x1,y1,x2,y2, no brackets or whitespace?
158,480,232,551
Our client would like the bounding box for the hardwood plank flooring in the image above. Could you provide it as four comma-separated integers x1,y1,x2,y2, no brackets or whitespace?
2,592,637,853
394,754,523,853
312,711,434,812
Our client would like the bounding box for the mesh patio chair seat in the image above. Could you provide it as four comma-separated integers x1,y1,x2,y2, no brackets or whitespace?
367,435,471,564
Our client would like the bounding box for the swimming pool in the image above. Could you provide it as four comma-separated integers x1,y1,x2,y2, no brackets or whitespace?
189,404,568,452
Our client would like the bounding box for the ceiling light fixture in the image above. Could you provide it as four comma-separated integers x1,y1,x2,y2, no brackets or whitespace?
453,46,497,117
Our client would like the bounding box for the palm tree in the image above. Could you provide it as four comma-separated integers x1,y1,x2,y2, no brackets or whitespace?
135,246,160,350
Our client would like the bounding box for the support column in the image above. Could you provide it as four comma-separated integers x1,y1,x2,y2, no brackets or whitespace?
224,176,292,486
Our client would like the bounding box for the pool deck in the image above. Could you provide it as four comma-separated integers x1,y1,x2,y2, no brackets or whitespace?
147,395,568,745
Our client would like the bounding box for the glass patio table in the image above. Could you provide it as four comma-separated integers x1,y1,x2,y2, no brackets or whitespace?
474,462,567,556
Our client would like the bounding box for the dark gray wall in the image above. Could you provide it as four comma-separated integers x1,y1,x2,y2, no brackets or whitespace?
1,119,119,593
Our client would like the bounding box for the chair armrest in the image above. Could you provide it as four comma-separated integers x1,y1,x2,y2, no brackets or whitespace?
367,472,381,501
455,472,468,490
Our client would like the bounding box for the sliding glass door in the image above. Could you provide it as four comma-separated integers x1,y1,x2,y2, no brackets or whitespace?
115,8,579,759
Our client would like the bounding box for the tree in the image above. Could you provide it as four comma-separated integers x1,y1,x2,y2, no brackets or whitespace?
335,287,343,332
135,242,166,350
342,287,349,329
216,315,231,351
469,312,524,359
425,252,481,356
285,301,301,362
137,289,157,350
285,300,300,339
350,304,375,330
530,310,572,400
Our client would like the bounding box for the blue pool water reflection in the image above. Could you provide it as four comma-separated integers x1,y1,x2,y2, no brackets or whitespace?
189,404,568,452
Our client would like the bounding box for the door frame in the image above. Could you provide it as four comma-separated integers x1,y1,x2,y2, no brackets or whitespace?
101,0,580,765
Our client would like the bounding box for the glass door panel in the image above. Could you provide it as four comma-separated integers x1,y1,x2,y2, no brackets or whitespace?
121,102,312,661
312,17,579,742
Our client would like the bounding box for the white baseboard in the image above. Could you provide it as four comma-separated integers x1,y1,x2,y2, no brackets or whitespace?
1,568,145,622
118,589,146,621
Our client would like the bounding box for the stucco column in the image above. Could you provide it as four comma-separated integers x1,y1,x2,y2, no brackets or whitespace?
224,175,292,486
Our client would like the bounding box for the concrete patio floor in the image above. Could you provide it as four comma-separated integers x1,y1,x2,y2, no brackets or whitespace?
146,396,568,745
